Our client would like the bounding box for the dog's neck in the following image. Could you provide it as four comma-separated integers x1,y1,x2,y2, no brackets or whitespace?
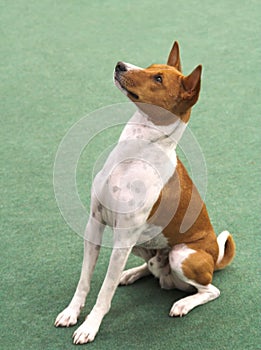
119,108,187,152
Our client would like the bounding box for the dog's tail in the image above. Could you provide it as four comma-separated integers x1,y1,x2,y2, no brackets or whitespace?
215,231,236,271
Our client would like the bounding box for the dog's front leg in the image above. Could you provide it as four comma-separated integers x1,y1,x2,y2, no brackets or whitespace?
55,217,104,328
73,244,133,344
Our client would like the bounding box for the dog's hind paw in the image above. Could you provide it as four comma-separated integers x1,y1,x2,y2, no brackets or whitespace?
169,299,190,317
120,269,140,285
54,307,79,327
119,264,150,285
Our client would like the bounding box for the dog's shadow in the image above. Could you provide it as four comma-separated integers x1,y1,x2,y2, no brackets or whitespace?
117,274,190,312
104,276,191,341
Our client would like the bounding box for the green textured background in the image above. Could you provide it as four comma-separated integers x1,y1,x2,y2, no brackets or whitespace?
1,1,260,349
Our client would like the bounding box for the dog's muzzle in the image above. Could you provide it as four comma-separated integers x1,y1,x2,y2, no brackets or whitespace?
114,62,139,100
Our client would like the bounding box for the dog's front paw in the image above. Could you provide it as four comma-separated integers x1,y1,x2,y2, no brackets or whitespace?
54,307,79,327
73,319,98,344
169,299,190,317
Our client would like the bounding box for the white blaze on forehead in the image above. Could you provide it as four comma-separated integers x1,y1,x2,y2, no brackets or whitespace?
123,62,142,71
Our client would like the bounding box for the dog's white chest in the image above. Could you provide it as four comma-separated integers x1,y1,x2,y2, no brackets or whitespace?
94,147,174,228
92,111,185,232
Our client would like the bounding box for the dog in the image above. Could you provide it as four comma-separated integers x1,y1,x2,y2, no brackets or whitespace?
55,41,235,344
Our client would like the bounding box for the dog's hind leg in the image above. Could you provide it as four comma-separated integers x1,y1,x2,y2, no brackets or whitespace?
54,215,105,328
168,244,220,317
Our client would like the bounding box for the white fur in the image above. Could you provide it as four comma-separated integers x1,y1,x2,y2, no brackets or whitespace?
123,62,142,71
120,263,150,285
138,228,170,249
216,230,230,265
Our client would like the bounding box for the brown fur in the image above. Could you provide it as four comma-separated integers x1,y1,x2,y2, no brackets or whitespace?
215,235,236,270
118,52,202,124
181,250,215,286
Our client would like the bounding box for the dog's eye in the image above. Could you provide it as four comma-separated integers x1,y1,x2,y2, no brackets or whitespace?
154,75,163,83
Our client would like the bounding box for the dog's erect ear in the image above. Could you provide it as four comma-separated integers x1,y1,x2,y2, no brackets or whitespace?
167,41,182,72
182,65,202,94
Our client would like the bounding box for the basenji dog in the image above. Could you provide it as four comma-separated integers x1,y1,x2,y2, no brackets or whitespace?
55,41,235,344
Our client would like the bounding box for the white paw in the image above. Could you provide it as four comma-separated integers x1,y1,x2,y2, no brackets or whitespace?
169,299,190,317
54,307,79,327
73,320,98,344
119,269,140,285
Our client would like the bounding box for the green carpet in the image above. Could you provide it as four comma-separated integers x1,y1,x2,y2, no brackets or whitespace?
1,1,260,349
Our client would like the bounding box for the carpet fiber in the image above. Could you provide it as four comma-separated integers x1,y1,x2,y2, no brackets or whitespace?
1,1,260,349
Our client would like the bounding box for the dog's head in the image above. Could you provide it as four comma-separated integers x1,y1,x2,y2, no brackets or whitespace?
114,41,202,123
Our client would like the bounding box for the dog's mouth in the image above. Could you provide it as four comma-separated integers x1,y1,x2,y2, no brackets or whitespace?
126,90,139,100
114,74,139,100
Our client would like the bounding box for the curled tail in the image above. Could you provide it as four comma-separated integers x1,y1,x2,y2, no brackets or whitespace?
215,231,236,271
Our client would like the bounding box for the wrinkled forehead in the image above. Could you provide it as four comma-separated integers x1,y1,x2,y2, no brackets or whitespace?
145,63,181,75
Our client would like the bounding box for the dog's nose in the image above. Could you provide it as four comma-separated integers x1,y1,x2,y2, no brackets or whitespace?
115,61,127,73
